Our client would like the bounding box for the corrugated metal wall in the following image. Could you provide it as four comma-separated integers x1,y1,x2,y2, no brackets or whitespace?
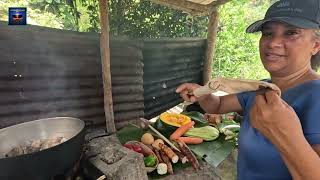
143,39,205,118
0,22,144,129
0,22,205,129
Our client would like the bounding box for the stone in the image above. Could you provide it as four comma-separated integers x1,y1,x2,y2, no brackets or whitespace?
85,133,148,180
215,149,238,180
84,130,232,180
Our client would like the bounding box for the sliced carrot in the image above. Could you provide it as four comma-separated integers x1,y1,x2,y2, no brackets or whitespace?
170,121,195,140
177,137,203,145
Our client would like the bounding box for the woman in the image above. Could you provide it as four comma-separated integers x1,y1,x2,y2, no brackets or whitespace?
176,0,320,179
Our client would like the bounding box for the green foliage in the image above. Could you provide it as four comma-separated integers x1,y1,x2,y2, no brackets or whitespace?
28,0,80,31
78,0,100,32
0,0,63,28
213,0,270,79
108,0,208,38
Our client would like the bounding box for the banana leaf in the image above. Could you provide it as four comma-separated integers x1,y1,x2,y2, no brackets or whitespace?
117,124,146,144
117,124,236,169
182,111,209,127
188,135,236,167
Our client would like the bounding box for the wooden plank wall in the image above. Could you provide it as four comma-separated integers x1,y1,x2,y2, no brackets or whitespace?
0,22,144,129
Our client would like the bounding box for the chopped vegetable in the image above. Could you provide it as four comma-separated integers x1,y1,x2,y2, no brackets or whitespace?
154,149,163,163
216,118,240,141
159,112,191,127
177,137,203,144
157,163,168,175
184,126,220,141
220,125,240,133
216,118,240,133
141,133,154,145
176,139,200,171
123,144,142,154
140,143,154,157
152,139,164,150
123,144,133,149
144,155,157,167
159,143,179,163
154,113,192,137
132,145,142,153
170,121,195,140
182,111,209,127
223,129,236,136
160,150,173,174
225,133,238,140
205,114,222,125
173,149,188,164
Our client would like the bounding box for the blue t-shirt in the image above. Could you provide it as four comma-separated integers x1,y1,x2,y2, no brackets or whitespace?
236,79,320,180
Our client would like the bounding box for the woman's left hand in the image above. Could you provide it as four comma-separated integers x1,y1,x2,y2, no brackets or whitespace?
250,90,303,145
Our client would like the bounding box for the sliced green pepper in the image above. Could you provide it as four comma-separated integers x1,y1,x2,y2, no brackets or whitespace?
143,155,157,167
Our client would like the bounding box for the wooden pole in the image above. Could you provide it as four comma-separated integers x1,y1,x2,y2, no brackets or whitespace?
98,0,116,133
203,8,219,84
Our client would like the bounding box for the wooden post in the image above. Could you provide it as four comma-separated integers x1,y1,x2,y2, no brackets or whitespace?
203,8,219,85
98,0,116,133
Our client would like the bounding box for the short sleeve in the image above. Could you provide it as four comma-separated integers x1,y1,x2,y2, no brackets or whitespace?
237,91,254,116
299,93,320,145
287,81,320,145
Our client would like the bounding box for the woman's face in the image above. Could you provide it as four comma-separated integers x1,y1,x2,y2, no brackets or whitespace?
259,22,320,76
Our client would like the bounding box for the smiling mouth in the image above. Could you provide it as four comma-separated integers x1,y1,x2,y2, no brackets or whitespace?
265,53,285,60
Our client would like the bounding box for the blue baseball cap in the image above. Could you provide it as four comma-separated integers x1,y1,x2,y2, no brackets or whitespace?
246,0,320,33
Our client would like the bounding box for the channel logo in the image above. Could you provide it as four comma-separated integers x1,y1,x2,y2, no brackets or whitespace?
8,7,27,25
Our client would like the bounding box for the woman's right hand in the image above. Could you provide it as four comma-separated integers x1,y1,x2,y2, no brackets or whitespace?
175,83,201,103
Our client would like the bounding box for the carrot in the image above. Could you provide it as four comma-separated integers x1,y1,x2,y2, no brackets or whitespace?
177,137,203,145
170,121,195,140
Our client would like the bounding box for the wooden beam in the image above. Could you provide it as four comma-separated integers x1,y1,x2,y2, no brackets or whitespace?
203,8,219,84
208,0,230,7
149,0,230,16
150,0,209,15
98,0,116,133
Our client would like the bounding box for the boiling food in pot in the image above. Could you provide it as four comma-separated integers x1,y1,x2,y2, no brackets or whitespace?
5,136,67,158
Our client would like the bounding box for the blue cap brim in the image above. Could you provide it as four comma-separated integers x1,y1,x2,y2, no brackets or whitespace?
246,17,319,33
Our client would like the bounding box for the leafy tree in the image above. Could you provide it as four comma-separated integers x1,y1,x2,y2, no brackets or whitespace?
213,0,271,79
108,0,208,38
28,0,81,31
0,0,63,28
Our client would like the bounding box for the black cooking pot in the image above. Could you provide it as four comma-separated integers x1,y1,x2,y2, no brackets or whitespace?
0,117,85,180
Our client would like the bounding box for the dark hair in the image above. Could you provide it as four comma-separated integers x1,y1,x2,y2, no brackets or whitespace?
311,52,320,70
312,30,320,71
